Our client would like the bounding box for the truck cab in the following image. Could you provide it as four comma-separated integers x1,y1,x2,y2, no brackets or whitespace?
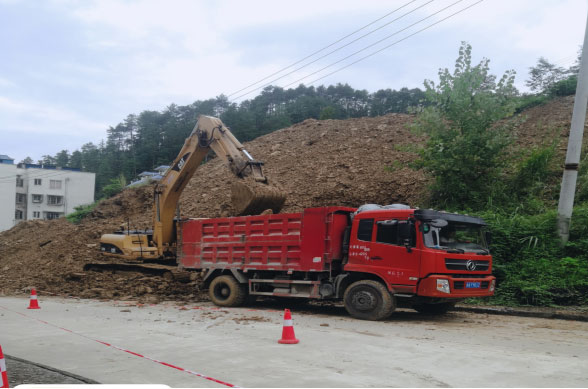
344,207,495,316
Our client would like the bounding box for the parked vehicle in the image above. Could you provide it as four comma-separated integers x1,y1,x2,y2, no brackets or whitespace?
179,204,495,320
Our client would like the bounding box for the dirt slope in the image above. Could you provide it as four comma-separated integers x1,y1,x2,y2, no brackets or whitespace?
0,98,580,300
181,113,426,218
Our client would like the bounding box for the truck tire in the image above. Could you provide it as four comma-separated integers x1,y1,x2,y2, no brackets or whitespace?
343,280,395,321
209,275,247,307
413,302,455,315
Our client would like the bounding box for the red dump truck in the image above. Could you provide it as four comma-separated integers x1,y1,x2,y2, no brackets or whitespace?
178,205,495,320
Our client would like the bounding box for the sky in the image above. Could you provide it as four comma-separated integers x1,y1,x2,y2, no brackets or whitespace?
0,0,586,164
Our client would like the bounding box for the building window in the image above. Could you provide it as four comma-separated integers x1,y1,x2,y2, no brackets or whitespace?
34,178,42,185
50,180,62,189
16,193,26,204
16,177,23,187
15,210,23,220
47,195,63,205
33,211,40,218
32,194,43,203
45,212,62,220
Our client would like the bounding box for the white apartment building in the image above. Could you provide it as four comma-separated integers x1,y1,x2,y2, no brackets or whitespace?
0,155,17,231
0,156,96,232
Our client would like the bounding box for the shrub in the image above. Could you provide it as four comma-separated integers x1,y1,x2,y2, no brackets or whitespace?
478,207,588,306
101,174,127,198
66,202,99,224
514,94,549,114
548,75,577,97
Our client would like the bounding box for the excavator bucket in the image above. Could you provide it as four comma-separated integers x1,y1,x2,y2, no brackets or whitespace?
231,180,287,215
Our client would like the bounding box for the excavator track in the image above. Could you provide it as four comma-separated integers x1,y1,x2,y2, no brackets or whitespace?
231,180,287,215
83,261,193,282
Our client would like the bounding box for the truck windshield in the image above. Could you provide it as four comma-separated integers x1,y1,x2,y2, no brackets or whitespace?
422,222,488,254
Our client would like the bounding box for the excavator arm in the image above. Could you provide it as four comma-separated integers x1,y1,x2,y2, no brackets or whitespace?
152,115,284,255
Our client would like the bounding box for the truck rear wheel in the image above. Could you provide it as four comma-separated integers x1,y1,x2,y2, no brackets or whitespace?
343,280,395,321
209,275,247,307
413,302,455,315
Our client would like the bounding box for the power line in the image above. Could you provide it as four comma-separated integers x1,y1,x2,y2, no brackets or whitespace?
265,0,466,93
230,0,436,101
301,0,484,88
554,56,579,68
226,0,421,98
553,54,577,65
234,0,467,100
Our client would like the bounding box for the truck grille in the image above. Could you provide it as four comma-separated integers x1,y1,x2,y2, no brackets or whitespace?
451,274,488,278
445,258,489,271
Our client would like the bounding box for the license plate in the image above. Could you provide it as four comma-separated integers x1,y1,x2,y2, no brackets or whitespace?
466,282,481,288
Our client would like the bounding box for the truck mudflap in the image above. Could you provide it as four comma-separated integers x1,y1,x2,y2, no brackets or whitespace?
417,274,496,298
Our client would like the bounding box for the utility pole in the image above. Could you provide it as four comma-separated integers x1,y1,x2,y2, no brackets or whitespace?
557,11,588,243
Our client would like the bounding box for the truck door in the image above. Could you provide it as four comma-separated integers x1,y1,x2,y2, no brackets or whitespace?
368,218,421,286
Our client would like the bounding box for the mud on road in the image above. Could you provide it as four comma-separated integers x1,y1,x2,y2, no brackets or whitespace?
1,296,587,387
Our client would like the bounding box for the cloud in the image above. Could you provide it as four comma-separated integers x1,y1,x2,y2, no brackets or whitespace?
0,95,107,136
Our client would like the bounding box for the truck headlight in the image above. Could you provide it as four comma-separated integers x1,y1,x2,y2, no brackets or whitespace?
490,279,496,292
436,279,450,294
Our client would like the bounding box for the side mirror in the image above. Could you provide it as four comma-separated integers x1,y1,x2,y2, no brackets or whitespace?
398,221,414,253
403,238,412,253
485,231,492,246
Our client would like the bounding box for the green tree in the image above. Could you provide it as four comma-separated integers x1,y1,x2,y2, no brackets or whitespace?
80,142,100,172
39,155,57,165
101,174,127,198
526,57,567,94
319,106,337,120
19,156,33,164
54,149,70,167
70,150,83,169
413,42,518,210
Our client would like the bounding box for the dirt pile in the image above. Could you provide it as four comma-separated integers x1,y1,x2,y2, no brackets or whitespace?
0,99,581,300
180,113,426,218
0,187,203,302
511,96,584,155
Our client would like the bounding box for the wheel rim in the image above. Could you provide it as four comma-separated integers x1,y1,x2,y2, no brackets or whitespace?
213,283,231,301
351,288,378,311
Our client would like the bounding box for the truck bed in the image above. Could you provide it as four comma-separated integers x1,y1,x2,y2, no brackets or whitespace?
178,207,354,272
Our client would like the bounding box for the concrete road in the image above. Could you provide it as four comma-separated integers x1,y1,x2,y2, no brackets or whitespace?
1,296,587,387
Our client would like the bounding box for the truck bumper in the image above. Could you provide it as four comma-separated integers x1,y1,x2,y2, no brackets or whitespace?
417,274,496,298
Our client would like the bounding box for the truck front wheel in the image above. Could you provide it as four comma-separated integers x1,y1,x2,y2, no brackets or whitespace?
343,280,395,321
209,275,247,307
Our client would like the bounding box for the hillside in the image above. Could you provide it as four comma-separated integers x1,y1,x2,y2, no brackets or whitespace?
0,97,580,302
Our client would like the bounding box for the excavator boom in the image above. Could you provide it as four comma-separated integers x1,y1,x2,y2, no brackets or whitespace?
99,115,286,260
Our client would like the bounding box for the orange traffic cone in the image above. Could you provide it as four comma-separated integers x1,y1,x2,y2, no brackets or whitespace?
278,309,299,344
0,345,8,388
27,289,40,309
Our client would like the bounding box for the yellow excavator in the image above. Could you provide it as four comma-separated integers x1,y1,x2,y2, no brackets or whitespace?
98,115,286,262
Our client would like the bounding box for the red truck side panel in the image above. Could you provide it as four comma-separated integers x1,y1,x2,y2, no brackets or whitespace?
178,207,353,272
